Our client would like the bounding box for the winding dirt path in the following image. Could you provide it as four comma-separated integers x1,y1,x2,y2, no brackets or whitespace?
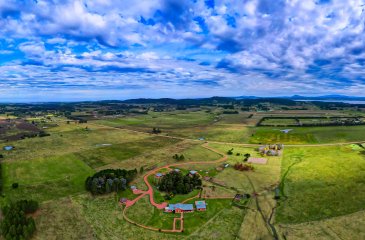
122,143,230,233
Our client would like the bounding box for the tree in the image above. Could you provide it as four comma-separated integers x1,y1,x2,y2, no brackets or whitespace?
227,148,234,155
139,166,144,174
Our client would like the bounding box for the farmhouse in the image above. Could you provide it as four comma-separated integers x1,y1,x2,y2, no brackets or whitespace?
258,144,284,156
195,200,207,211
164,203,194,213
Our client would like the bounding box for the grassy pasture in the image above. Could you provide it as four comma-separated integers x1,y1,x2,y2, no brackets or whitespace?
168,124,251,143
96,111,215,129
260,118,298,126
34,197,95,240
181,144,221,162
1,126,148,161
250,125,365,144
74,194,178,240
74,136,181,168
276,145,365,224
278,210,365,240
2,154,94,202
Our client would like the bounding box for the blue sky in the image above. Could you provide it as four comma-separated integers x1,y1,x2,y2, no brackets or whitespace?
1,0,365,102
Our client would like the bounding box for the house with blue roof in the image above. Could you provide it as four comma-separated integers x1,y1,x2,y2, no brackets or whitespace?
195,200,207,211
155,172,163,178
164,203,194,213
189,170,197,175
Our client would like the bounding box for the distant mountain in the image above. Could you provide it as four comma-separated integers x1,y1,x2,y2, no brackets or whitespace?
288,95,365,101
234,95,365,101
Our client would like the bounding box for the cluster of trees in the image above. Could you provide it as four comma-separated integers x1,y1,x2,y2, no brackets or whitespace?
85,168,137,195
222,110,239,114
1,200,39,240
159,171,202,194
234,163,254,171
152,128,161,134
172,154,185,161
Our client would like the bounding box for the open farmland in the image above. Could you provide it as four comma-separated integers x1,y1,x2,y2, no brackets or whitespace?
1,100,365,240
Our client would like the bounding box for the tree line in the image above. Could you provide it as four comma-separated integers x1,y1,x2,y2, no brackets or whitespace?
85,168,137,195
158,171,202,195
1,200,39,240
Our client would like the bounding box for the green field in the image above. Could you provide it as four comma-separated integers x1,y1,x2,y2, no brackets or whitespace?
2,154,94,202
2,107,365,239
276,145,365,223
97,111,215,129
250,125,365,144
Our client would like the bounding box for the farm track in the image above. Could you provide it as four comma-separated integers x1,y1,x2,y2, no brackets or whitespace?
90,123,365,147
122,142,232,233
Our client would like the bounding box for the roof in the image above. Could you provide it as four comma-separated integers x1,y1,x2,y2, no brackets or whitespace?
174,169,180,172
130,185,137,190
155,173,163,177
195,200,206,209
190,170,197,174
167,203,194,211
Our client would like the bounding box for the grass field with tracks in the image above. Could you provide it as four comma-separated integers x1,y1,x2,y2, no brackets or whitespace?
276,145,365,224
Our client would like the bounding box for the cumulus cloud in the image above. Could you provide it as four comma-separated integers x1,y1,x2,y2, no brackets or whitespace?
1,0,365,101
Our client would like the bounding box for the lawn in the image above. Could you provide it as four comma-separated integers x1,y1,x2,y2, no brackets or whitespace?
2,154,94,202
276,145,365,223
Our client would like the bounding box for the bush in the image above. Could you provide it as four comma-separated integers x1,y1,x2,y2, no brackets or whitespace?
234,163,254,171
12,183,18,189
172,154,185,161
227,148,234,155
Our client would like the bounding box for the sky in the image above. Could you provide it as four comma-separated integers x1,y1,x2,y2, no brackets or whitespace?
1,0,365,102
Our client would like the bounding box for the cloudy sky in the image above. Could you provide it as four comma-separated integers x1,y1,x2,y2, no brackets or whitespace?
0,0,365,102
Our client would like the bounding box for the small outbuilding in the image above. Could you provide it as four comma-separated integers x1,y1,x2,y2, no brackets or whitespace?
3,146,13,151
195,200,207,211
119,198,128,204
155,173,163,178
189,170,197,175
